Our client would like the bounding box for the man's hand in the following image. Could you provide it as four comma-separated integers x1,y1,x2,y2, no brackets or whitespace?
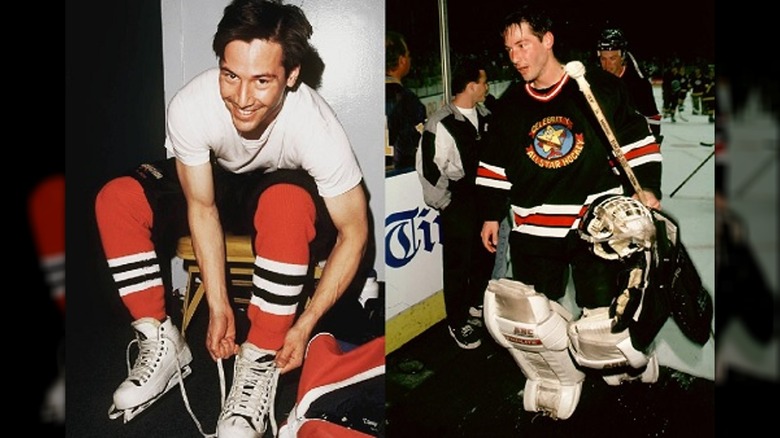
481,220,500,253
206,305,239,361
176,160,237,361
273,183,367,373
275,323,311,374
635,190,661,210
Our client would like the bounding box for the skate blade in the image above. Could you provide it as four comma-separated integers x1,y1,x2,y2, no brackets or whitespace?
108,364,193,423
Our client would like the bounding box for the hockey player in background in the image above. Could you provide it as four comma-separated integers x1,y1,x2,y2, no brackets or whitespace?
662,65,685,122
689,66,707,116
675,65,691,117
596,28,663,144
702,66,716,123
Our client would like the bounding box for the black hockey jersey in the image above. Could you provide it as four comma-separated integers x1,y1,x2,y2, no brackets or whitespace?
619,59,662,140
476,67,662,256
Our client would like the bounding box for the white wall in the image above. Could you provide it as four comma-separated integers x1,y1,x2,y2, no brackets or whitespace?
160,0,386,279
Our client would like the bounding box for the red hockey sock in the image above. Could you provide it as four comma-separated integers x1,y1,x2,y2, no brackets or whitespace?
95,177,165,321
246,183,316,350
28,174,66,315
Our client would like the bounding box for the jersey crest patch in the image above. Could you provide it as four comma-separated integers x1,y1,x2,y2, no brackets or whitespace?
525,116,583,169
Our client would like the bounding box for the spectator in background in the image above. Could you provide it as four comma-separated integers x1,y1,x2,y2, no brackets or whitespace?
386,31,427,171
416,58,494,349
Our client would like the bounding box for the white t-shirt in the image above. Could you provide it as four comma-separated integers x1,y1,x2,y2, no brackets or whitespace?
456,105,478,129
164,68,363,198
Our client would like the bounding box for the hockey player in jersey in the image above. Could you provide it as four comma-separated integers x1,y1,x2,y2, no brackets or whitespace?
94,1,369,436
416,58,495,349
477,5,663,420
596,28,663,144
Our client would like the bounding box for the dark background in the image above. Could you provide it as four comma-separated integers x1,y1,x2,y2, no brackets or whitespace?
23,1,67,433
388,0,715,81
23,126,65,435
66,0,166,436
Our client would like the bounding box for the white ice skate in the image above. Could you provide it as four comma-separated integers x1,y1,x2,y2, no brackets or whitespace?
41,367,65,424
217,342,280,438
41,338,66,425
108,316,193,423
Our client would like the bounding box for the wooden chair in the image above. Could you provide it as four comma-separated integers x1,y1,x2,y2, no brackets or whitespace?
175,234,323,336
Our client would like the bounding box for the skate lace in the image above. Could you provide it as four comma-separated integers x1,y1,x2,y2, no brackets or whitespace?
221,353,280,436
177,359,227,438
125,335,164,384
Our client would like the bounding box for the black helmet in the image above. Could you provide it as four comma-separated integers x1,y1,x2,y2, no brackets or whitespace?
597,28,627,52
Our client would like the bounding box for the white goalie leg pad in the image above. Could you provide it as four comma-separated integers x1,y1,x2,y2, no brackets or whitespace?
484,278,585,420
567,307,658,385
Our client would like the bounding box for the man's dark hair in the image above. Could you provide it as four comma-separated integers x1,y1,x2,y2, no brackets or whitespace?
213,0,313,77
451,58,483,96
501,3,553,42
386,31,408,73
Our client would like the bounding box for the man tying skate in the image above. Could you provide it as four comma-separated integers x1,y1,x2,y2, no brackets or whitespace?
94,1,369,436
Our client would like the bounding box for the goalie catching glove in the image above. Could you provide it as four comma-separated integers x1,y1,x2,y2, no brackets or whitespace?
579,195,655,334
579,195,714,348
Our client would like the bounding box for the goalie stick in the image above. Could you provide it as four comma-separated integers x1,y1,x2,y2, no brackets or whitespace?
563,61,648,205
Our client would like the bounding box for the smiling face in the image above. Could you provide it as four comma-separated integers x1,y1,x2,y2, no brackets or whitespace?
219,39,300,140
